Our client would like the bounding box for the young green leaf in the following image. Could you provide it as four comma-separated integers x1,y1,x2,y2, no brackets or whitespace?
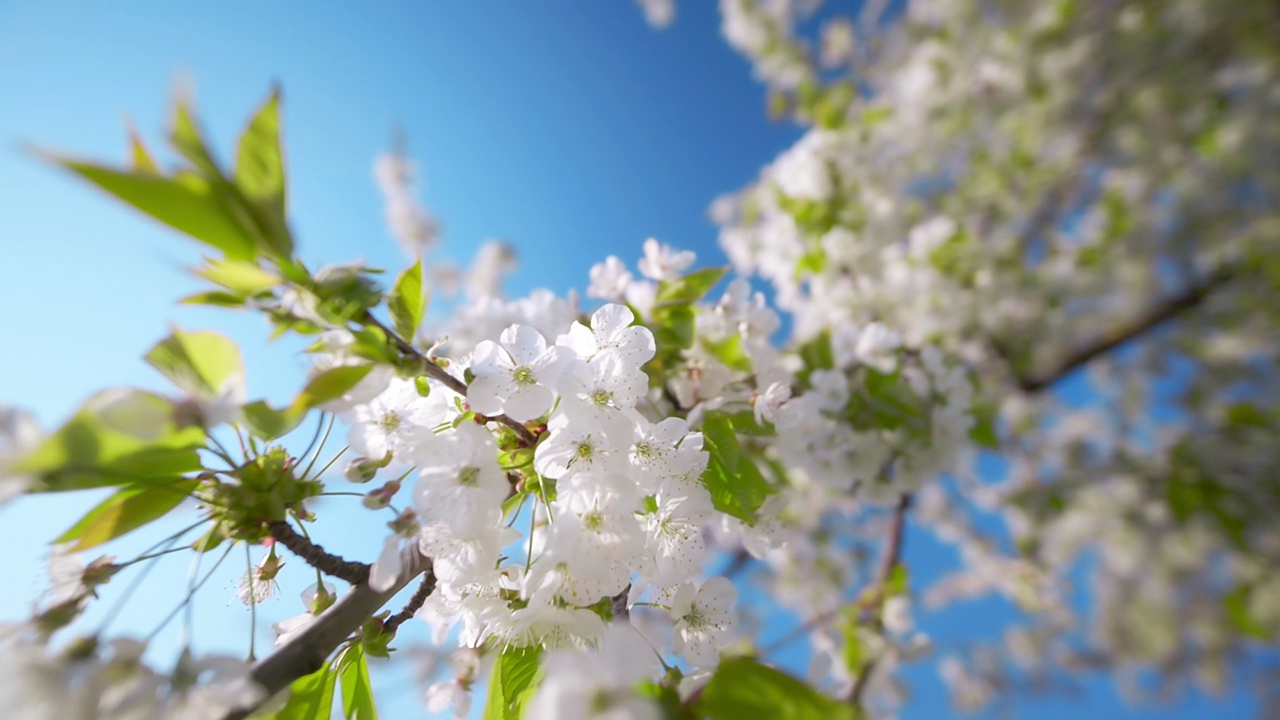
18,390,205,493
388,258,426,341
339,646,379,720
56,479,199,550
196,258,281,295
693,657,857,720
169,95,223,177
235,87,286,218
292,365,374,412
483,646,542,720
48,160,257,260
257,663,338,720
655,266,728,306
145,328,245,399
242,400,306,441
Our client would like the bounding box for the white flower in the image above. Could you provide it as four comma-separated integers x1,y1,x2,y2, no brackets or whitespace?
534,414,625,481
554,353,649,443
467,324,565,421
426,679,472,719
415,424,510,536
344,378,443,463
808,369,850,412
234,551,283,605
0,406,40,506
526,621,661,720
557,304,656,366
588,256,634,301
754,381,792,428
855,323,903,374
669,576,737,668
369,534,408,593
637,237,695,281
504,587,606,649
418,515,515,586
882,596,914,635
643,490,713,586
374,151,438,256
635,0,675,29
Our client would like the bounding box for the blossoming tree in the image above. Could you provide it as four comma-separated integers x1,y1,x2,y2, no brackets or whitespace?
2,0,1278,718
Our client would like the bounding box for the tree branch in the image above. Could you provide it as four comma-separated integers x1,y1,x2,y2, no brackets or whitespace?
382,570,436,635
847,493,911,707
1015,265,1239,393
362,312,540,446
222,549,433,720
268,520,370,585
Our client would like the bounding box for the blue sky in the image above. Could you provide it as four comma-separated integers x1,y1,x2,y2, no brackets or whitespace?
0,1,1263,717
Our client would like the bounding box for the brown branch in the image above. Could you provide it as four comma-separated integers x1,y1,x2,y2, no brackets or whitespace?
1015,265,1239,393
268,520,370,585
846,493,912,707
382,570,437,635
223,549,433,720
363,312,540,446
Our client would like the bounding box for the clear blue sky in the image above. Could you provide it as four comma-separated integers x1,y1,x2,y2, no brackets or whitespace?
0,1,1262,717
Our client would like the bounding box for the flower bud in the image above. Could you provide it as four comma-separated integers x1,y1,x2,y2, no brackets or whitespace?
345,454,390,484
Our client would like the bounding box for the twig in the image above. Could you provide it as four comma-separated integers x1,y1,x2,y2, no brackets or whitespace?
363,312,539,446
382,569,437,635
1013,265,1238,393
846,493,911,706
222,549,433,720
268,520,370,585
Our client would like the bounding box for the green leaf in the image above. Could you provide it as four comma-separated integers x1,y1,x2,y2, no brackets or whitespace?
56,479,198,550
703,335,752,373
1224,584,1273,640
702,415,740,470
145,328,244,398
483,646,542,720
19,390,205,493
170,95,223,177
840,617,864,678
693,657,856,720
232,87,293,259
796,331,834,380
884,563,909,598
702,451,769,525
721,410,776,437
655,266,728,306
242,400,306,441
969,415,999,449
388,258,426,341
699,413,771,523
292,365,374,412
196,258,281,295
235,87,286,219
124,120,158,173
258,663,338,720
179,290,248,308
653,304,695,350
1226,403,1270,429
339,645,378,720
50,160,257,260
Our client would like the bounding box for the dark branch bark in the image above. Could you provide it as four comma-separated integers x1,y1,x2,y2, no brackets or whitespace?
1016,265,1239,393
268,520,370,585
382,570,436,635
362,312,540,446
847,493,912,707
223,549,433,720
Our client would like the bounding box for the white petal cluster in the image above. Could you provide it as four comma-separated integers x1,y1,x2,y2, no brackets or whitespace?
0,626,263,720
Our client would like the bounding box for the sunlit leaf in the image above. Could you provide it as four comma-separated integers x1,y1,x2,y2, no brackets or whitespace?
388,258,426,341
56,479,198,550
694,657,857,720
